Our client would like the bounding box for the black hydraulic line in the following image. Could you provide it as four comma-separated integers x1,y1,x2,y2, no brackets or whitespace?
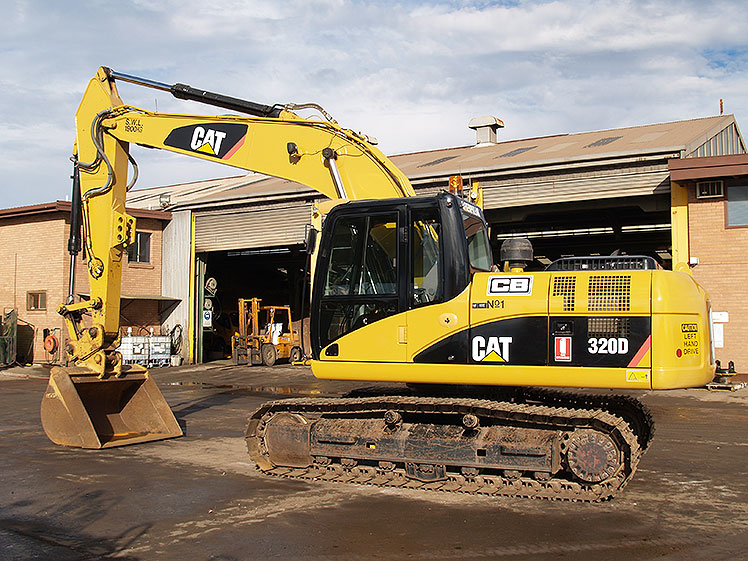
106,68,283,118
66,162,83,303
68,163,82,257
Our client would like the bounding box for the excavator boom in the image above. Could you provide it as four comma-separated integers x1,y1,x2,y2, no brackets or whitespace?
81,67,414,202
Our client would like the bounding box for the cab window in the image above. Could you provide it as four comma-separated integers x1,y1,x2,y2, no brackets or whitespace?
411,209,442,307
463,211,492,272
319,213,399,348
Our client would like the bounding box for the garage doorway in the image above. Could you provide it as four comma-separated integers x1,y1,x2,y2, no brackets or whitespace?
487,195,673,270
196,246,307,362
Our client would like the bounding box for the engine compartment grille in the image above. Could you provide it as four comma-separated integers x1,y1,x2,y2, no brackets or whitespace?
546,256,657,271
588,275,631,312
552,276,576,311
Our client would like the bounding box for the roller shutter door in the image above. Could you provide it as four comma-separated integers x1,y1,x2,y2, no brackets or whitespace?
195,202,311,252
481,167,670,209
410,163,671,209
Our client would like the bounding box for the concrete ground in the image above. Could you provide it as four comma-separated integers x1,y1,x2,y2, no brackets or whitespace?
1,361,747,561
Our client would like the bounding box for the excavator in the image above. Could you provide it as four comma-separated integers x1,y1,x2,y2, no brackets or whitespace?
41,67,715,501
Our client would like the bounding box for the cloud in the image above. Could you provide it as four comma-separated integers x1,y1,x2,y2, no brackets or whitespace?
2,0,748,207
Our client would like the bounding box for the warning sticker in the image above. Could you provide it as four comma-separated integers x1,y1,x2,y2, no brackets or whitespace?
626,369,650,383
554,337,572,362
681,322,700,356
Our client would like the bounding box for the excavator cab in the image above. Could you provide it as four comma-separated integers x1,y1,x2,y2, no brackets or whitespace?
311,192,484,356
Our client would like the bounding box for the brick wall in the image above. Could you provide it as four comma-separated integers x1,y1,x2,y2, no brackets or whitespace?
0,215,67,363
122,217,164,296
74,217,163,296
1,209,167,364
688,190,748,371
74,216,165,337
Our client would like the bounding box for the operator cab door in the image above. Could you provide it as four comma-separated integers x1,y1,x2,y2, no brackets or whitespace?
312,206,408,362
405,197,479,364
404,204,469,362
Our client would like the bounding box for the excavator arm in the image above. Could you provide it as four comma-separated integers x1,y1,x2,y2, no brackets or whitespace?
42,66,418,449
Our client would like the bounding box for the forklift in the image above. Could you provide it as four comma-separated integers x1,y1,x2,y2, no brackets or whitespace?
231,298,303,366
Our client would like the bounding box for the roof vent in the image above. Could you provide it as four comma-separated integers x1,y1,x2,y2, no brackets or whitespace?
468,116,505,145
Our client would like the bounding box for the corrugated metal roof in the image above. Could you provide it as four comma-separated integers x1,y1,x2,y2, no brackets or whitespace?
126,174,314,211
392,115,741,180
124,114,744,211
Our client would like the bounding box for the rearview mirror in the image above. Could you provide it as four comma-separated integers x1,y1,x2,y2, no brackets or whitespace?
305,227,318,255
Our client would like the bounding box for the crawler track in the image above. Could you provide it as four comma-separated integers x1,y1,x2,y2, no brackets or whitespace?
247,392,648,502
403,385,656,451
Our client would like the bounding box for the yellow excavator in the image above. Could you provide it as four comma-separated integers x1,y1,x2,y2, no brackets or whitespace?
42,67,715,500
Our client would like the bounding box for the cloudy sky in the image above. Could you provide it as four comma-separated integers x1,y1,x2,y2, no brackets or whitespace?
2,0,748,208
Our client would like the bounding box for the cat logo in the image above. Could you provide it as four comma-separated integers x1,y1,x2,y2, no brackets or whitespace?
164,123,248,160
190,127,227,155
472,335,512,363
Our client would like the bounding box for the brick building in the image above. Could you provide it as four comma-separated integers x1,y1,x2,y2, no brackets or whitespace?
0,202,171,364
4,115,747,371
670,155,748,370
124,115,746,367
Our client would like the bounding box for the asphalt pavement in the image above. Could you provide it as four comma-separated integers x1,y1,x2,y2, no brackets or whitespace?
1,360,747,560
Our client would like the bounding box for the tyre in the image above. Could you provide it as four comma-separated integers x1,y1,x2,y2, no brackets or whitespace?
261,343,277,366
290,346,303,363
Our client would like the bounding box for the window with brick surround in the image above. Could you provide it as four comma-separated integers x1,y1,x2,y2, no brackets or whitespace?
27,291,46,311
696,180,724,199
127,232,151,263
728,185,748,226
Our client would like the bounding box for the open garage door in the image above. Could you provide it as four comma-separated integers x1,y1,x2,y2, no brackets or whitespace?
198,247,307,362
193,201,313,362
488,195,673,270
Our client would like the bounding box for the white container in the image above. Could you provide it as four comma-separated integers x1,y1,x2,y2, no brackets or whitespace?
120,335,149,365
149,335,171,368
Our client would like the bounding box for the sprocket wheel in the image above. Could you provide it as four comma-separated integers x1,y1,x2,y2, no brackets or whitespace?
566,429,622,483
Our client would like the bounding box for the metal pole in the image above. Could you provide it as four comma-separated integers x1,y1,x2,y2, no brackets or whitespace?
323,148,348,199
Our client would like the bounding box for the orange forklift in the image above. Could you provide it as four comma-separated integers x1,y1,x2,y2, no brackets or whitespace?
231,298,303,366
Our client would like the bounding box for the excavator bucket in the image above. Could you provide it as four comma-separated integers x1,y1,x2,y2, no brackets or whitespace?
41,365,182,449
